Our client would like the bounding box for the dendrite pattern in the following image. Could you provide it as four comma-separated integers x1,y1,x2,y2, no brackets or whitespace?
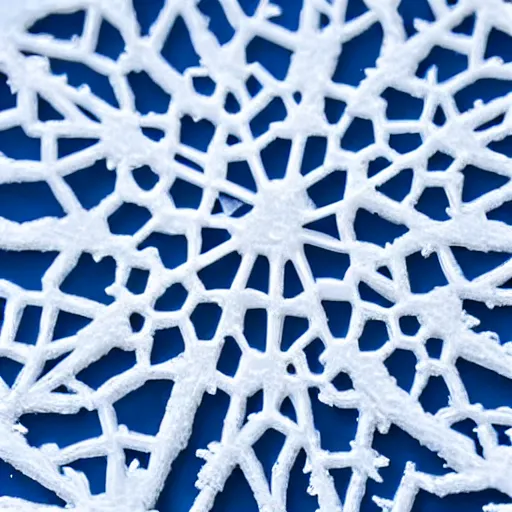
0,0,512,511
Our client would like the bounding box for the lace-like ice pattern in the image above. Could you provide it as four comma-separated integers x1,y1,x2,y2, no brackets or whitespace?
2,0,512,510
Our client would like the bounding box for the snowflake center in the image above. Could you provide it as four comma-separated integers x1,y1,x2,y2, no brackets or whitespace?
236,179,312,255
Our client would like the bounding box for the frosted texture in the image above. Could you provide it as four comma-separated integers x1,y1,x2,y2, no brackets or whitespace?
0,0,511,511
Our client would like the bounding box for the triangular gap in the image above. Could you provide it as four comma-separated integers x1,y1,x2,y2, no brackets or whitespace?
419,375,450,414
433,105,446,126
307,170,346,207
283,260,304,298
462,298,512,345
243,308,267,351
303,214,340,239
49,58,119,107
286,449,318,512
133,0,165,35
250,96,287,137
415,187,450,221
455,78,512,113
161,16,200,74
38,95,64,121
133,165,159,191
332,23,383,88
456,357,512,410
281,315,309,351
450,246,511,281
127,71,171,115
114,380,174,435
475,113,505,132
210,465,259,511
200,227,231,254
354,209,408,247
0,357,23,387
243,389,263,424
96,18,125,60
174,154,203,173
142,126,165,141
38,352,72,380
452,14,475,35
58,137,98,158
28,11,85,40
397,0,434,38
377,169,413,202
130,311,144,333
384,348,417,392
332,371,353,391
279,396,297,422
225,95,241,114
198,251,242,290
154,283,188,312
0,459,66,505
330,467,353,507
345,0,368,21
304,244,350,280
64,159,116,210
246,254,270,293
368,156,391,177
358,281,394,308
377,265,392,279
252,429,286,484
487,200,512,226
151,326,185,365
217,335,242,377
451,418,483,456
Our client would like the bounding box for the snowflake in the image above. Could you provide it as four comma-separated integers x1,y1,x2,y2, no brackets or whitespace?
0,0,512,511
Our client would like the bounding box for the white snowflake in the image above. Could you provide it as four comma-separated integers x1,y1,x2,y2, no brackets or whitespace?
0,0,512,511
